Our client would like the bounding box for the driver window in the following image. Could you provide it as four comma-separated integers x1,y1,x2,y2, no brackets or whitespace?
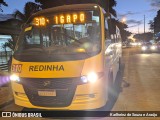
105,18,110,40
105,17,111,48
24,27,40,45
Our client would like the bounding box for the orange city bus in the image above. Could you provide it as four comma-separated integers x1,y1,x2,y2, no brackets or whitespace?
10,4,122,110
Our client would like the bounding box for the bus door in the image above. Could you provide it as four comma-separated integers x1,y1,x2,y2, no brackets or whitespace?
105,19,121,83
104,17,113,83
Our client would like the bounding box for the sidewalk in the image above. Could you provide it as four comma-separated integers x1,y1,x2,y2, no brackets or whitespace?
0,69,13,109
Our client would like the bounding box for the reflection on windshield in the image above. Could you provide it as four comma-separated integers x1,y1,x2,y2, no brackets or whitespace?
16,11,101,56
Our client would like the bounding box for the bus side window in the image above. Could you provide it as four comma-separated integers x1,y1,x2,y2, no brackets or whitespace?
25,28,40,45
106,17,116,44
105,18,109,40
111,34,117,43
116,26,122,43
105,17,112,49
114,34,117,43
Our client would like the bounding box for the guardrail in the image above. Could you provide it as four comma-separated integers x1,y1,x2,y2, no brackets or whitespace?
0,51,12,57
0,51,12,72
0,64,8,72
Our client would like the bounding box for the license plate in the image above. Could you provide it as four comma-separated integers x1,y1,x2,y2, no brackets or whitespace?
38,90,56,96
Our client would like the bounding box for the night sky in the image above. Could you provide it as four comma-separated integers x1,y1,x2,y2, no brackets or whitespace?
1,0,160,34
1,0,35,13
115,0,159,34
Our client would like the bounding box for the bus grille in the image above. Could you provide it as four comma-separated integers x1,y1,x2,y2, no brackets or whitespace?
21,78,79,107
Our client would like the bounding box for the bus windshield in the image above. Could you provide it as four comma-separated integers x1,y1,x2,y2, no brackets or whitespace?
15,10,101,61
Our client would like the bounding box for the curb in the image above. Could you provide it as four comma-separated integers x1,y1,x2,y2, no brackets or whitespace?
0,69,9,76
0,99,14,110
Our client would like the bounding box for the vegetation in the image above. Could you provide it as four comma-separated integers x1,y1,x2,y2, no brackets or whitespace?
2,38,16,51
148,20,154,33
0,0,7,12
148,10,160,41
118,22,132,42
35,0,117,17
109,19,132,42
136,10,160,42
153,10,160,35
133,32,153,42
2,2,41,54
14,2,41,23
149,10,160,34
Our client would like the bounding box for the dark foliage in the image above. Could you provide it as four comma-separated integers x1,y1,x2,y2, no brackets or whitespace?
0,0,8,12
14,2,41,22
149,10,160,34
35,0,117,17
133,32,153,41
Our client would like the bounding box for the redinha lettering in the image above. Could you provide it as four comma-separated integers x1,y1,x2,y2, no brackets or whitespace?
29,65,64,71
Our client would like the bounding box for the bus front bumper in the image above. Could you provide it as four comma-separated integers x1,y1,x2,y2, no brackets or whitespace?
11,76,108,110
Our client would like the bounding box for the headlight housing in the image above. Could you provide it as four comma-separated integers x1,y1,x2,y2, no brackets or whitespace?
10,74,20,82
81,72,103,83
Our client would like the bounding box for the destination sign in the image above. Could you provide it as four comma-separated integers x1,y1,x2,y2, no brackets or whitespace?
33,17,49,26
54,12,85,24
33,12,92,26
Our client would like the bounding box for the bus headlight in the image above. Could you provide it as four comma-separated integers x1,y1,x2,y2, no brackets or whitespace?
87,72,98,83
81,76,88,83
151,46,156,50
81,72,102,83
142,46,147,51
138,43,142,46
10,74,20,82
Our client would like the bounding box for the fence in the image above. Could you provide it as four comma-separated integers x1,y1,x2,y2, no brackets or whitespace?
0,51,12,72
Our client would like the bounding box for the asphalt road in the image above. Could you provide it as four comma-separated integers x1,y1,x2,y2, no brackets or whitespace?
1,47,160,120
101,47,160,120
112,47,160,111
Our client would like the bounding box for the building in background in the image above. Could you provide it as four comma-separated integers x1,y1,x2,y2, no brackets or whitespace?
0,14,21,64
0,35,12,51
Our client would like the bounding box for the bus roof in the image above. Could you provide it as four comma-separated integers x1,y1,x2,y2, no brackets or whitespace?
33,4,101,16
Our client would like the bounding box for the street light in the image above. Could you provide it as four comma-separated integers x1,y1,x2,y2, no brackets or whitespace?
122,17,126,23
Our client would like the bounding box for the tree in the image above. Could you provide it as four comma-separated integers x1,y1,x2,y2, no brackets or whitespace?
104,0,117,17
14,2,41,23
13,2,41,46
111,19,132,41
154,10,160,34
35,0,117,17
2,38,16,70
149,10,160,35
0,0,8,12
119,24,132,42
133,32,153,42
8,2,41,55
2,38,16,51
148,20,154,33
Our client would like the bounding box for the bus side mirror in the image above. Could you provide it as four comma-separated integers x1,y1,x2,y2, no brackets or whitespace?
106,51,113,56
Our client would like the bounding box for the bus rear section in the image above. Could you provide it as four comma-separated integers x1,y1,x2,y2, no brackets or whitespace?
10,4,121,110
